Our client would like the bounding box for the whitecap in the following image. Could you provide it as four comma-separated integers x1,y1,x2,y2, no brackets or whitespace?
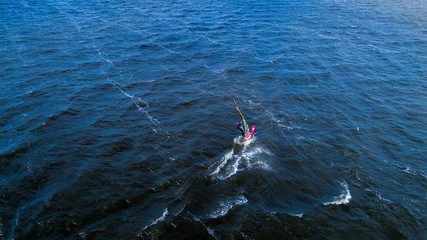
289,213,304,218
323,181,352,206
142,208,168,231
154,208,168,223
209,195,248,219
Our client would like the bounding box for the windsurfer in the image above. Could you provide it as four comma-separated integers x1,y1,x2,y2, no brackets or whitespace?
233,98,255,141
236,122,245,137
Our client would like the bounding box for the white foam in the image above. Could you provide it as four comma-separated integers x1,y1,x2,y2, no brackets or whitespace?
97,49,113,64
278,124,294,130
240,232,249,239
233,136,244,144
376,192,392,203
228,156,241,178
290,213,304,218
242,136,256,146
209,195,247,219
142,208,168,231
109,80,161,128
244,99,261,106
192,216,218,240
323,181,352,206
210,139,271,180
232,135,255,146
402,166,423,178
404,166,411,174
242,147,263,158
78,231,87,239
145,112,161,127
265,110,282,124
155,208,168,223
242,147,271,170
205,226,218,240
210,149,234,176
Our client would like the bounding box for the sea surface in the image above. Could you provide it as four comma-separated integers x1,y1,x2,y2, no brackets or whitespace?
1,0,426,239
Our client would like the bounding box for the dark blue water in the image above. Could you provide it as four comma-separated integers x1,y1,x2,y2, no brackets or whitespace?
1,0,426,239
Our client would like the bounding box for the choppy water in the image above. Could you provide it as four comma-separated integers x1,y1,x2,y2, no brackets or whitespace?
1,0,426,239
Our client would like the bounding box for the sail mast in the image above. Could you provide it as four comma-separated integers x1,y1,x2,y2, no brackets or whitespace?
233,98,249,136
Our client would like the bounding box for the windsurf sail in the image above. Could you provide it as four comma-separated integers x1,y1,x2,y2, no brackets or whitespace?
233,98,250,137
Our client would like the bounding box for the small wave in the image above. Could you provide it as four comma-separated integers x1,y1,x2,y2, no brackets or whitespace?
289,213,304,218
265,110,282,124
323,181,352,206
404,166,411,174
366,188,392,204
244,99,262,107
402,166,425,179
376,192,392,204
142,208,168,231
209,195,247,219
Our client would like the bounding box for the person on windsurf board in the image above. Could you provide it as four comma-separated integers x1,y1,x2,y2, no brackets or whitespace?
233,98,255,141
236,122,245,137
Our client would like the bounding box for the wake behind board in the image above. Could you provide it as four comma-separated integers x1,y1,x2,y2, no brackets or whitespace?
244,125,256,141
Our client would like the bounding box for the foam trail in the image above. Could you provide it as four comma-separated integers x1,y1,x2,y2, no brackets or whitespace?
92,43,162,131
190,214,219,240
205,226,218,240
210,149,234,176
211,136,272,180
229,156,241,177
109,79,161,128
323,181,352,206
